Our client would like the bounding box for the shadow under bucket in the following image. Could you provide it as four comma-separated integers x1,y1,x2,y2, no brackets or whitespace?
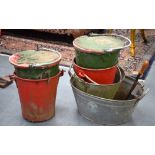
14,70,63,122
70,76,149,125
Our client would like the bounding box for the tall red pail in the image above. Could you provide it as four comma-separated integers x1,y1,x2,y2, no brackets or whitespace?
14,71,63,122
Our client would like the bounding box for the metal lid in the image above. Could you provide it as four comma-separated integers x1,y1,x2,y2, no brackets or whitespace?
73,34,131,53
9,50,61,68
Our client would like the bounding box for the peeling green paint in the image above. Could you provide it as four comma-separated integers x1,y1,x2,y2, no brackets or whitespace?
75,36,125,52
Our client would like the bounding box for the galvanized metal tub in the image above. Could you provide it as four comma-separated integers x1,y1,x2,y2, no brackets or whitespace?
70,66,125,99
70,76,149,125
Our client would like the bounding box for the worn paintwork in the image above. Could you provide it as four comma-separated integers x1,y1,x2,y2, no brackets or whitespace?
73,34,131,69
9,50,61,79
71,66,125,99
16,50,60,65
75,49,119,69
74,35,125,51
15,64,59,79
73,59,118,84
14,71,62,122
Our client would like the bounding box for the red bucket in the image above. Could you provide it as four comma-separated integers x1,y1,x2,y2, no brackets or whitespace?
73,59,117,84
14,70,63,122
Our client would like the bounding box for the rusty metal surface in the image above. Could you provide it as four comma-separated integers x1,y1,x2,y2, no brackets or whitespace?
70,66,125,99
71,75,148,125
0,54,155,126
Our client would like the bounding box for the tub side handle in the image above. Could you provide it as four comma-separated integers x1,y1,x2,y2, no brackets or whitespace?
9,74,18,88
68,63,74,77
136,88,150,103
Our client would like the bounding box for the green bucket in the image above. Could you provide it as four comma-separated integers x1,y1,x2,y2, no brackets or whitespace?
9,50,61,79
73,34,131,69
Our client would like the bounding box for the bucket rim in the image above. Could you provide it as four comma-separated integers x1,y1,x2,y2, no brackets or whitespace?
13,70,63,81
73,58,118,71
73,34,131,54
70,77,144,103
9,50,62,69
72,66,125,86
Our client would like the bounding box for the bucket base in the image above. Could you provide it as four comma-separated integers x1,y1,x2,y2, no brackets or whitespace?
78,109,132,125
22,113,55,122
21,101,56,122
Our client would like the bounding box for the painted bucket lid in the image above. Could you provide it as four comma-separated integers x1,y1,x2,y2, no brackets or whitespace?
73,34,131,53
9,50,61,68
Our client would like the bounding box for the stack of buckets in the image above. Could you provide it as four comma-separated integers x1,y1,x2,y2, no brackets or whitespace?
9,50,62,122
69,34,140,125
71,34,131,99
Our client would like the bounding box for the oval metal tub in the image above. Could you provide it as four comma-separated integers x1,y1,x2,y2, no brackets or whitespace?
70,76,149,125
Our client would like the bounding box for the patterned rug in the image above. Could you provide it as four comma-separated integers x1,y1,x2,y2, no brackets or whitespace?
0,29,155,77
114,29,155,77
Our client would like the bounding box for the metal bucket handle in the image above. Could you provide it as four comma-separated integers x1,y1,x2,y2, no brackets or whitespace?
9,74,18,88
47,69,64,83
116,66,122,81
87,33,131,52
138,88,149,101
10,69,64,86
131,79,149,101
68,63,74,77
133,88,149,107
131,78,149,106
136,77,150,100
68,63,99,84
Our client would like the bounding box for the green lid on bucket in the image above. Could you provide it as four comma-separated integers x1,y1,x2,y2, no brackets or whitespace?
73,34,131,53
9,50,61,68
